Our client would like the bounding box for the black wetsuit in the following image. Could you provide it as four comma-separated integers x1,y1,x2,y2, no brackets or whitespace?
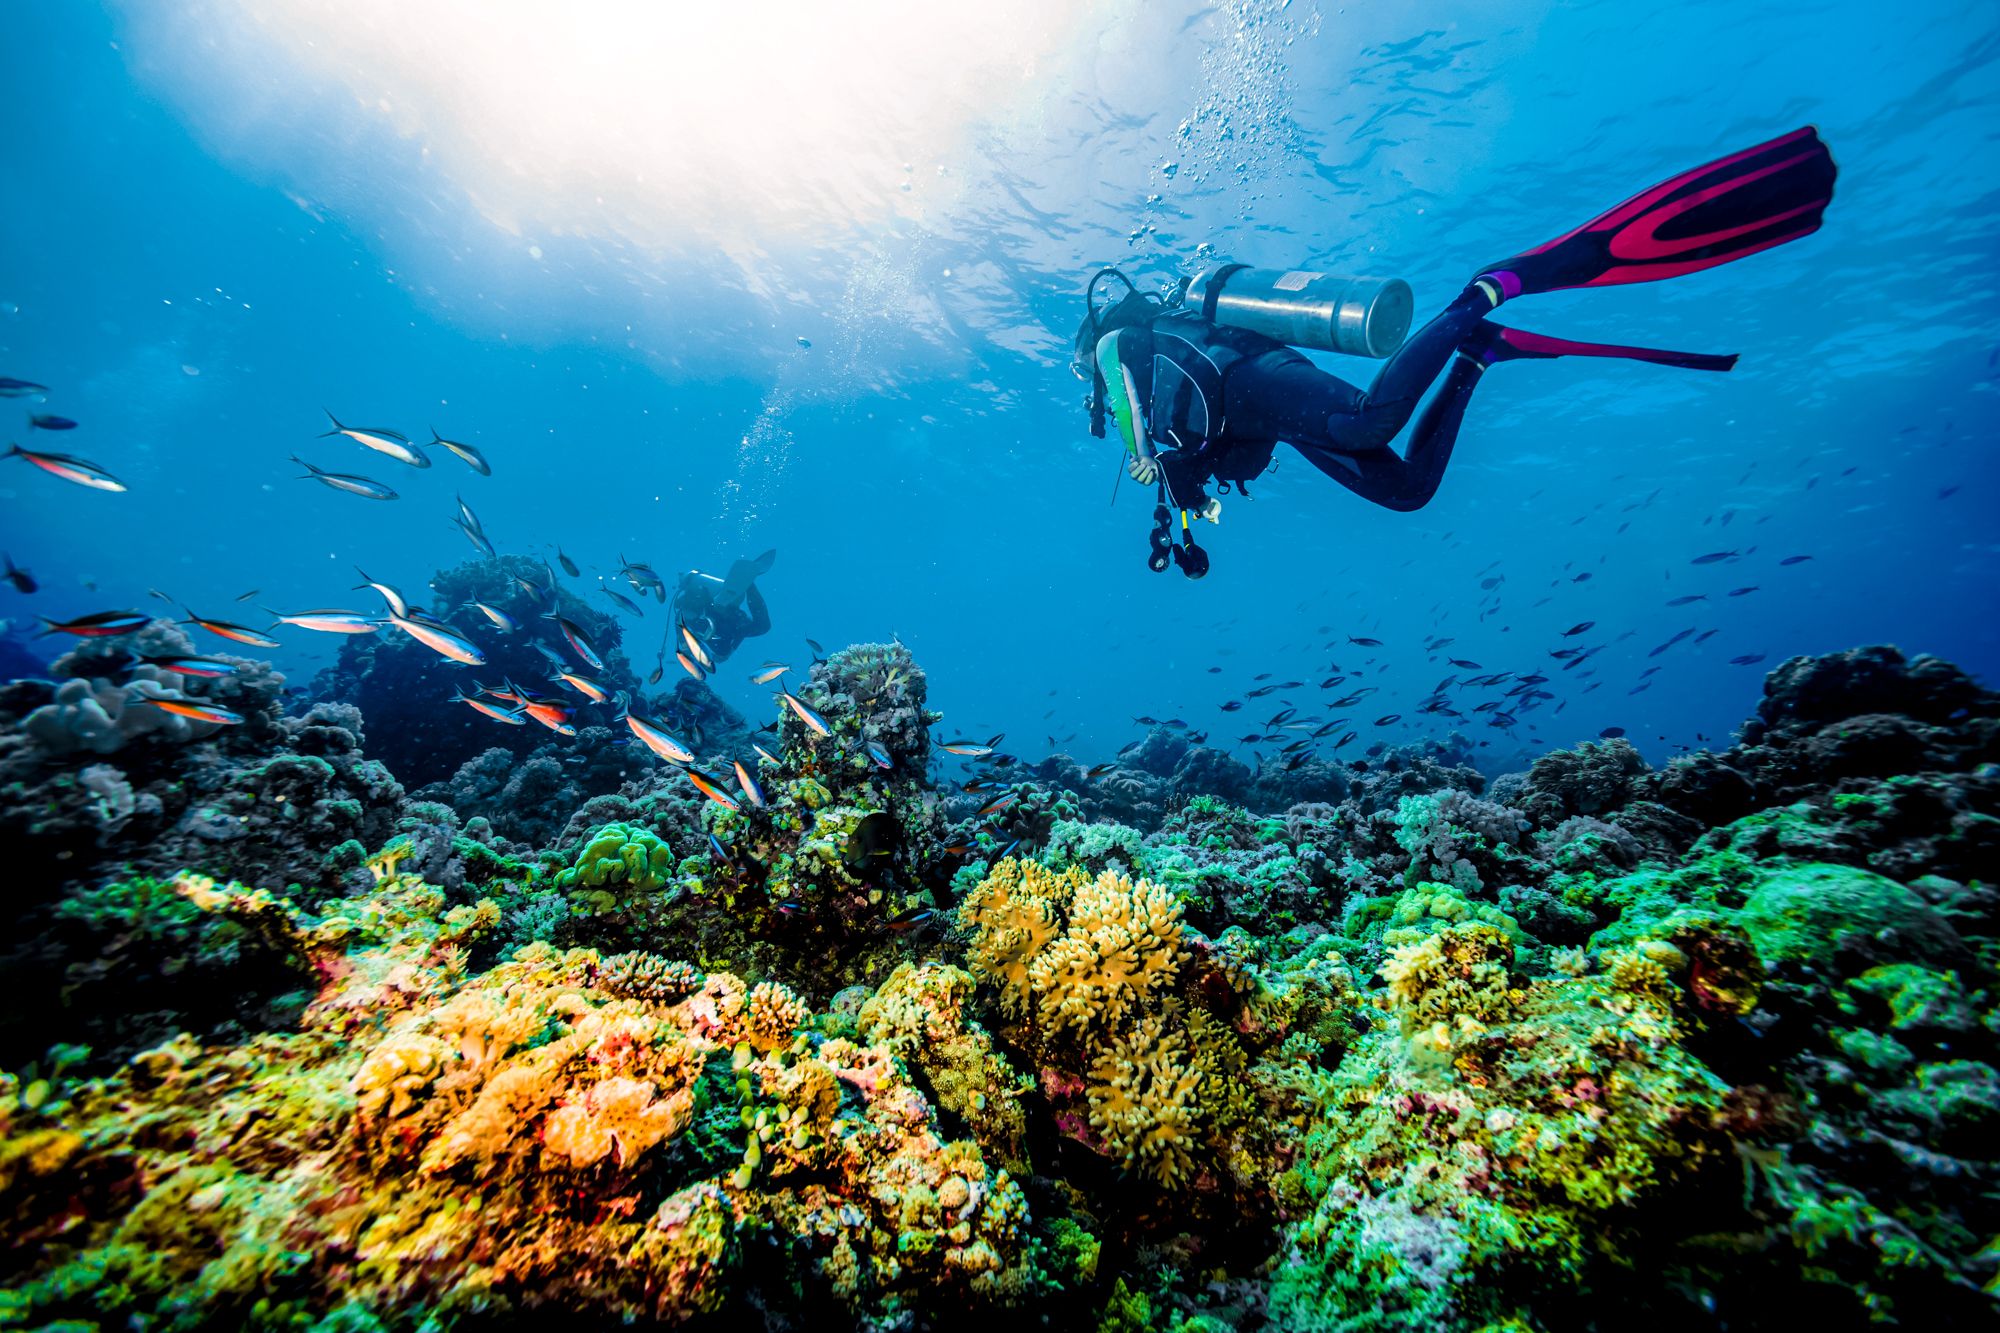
681,585,770,664
1104,291,1492,512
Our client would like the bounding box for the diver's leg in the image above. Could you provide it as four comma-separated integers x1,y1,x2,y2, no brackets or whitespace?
1292,354,1485,512
1335,290,1496,448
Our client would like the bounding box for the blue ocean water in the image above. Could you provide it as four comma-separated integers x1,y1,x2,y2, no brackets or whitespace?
1,0,1995,773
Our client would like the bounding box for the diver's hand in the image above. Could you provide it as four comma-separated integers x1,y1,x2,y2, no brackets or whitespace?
1196,498,1222,524
1127,454,1160,486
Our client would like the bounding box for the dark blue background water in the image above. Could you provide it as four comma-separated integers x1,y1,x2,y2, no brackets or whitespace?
3,1,1995,775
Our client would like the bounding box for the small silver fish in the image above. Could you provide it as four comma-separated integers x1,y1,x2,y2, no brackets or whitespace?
322,412,429,468
430,429,490,475
294,456,397,501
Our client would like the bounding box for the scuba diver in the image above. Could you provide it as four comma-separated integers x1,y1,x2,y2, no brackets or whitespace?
1075,126,1837,578
673,549,776,663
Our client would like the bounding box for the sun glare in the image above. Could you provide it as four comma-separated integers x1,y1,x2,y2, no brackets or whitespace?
155,0,1096,255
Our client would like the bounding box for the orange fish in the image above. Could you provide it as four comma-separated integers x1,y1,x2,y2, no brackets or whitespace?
141,698,243,725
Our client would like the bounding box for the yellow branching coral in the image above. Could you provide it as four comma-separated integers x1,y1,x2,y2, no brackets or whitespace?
960,861,1188,1041
958,858,1084,1016
1086,1016,1202,1186
1029,871,1186,1037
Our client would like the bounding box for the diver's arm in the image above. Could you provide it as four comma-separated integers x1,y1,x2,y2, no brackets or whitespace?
742,584,771,637
1095,329,1154,464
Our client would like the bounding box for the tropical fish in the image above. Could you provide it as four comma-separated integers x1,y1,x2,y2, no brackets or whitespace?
618,554,665,599
1599,726,1627,738
753,744,781,766
353,568,411,617
599,585,643,617
749,663,789,686
429,429,490,474
554,670,611,703
1447,658,1481,669
1728,586,1760,597
556,547,580,577
140,698,243,725
456,689,526,724
183,609,282,648
678,622,715,671
1779,555,1814,566
6,443,126,491
1729,654,1768,666
1648,628,1695,657
322,412,429,467
28,414,77,431
1665,595,1707,606
517,692,576,733
234,589,260,601
864,740,892,769
387,613,484,665
1561,621,1594,636
469,602,518,631
647,662,664,685
1219,700,1244,712
626,712,696,764
454,516,494,558
0,378,48,397
266,608,379,634
546,614,603,670
39,609,148,637
1347,636,1384,647
293,456,397,500
733,760,767,808
3,554,35,594
140,654,238,678
685,769,741,811
1690,551,1738,565
676,650,706,681
782,692,832,737
976,792,1019,818
883,907,936,933
1374,714,1401,726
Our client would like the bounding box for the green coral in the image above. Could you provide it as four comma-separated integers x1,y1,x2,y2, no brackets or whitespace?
1738,861,1968,973
553,821,678,912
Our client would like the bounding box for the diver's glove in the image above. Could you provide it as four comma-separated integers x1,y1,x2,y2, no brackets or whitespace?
1127,454,1160,486
1196,497,1222,524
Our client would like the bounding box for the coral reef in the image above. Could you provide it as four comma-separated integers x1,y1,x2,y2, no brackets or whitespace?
312,554,641,788
2,636,1996,1330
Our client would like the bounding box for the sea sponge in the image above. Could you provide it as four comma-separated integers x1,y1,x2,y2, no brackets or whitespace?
1381,921,1520,1049
541,1073,697,1169
856,962,1032,1172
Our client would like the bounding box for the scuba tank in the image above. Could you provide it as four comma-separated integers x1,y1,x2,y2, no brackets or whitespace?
1184,264,1414,358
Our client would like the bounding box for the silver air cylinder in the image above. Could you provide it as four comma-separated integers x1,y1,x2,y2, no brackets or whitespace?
1186,265,1414,358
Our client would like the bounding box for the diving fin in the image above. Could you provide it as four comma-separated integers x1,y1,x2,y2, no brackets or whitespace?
1472,324,1738,373
1475,126,1836,301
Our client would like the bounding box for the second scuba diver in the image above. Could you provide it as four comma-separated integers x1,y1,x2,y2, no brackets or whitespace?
1076,126,1838,577
673,549,776,663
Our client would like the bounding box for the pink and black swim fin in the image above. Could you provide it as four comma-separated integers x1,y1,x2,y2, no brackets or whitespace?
1471,324,1738,373
1475,126,1836,301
